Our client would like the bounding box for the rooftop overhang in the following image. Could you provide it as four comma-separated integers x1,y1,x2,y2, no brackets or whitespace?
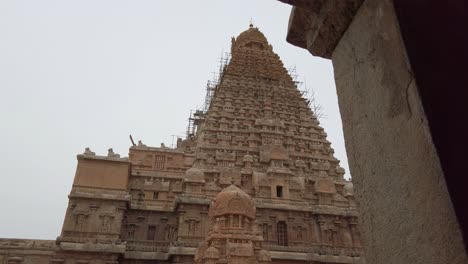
282,0,364,59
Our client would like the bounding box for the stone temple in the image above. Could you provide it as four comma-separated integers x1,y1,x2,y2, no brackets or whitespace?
0,25,363,264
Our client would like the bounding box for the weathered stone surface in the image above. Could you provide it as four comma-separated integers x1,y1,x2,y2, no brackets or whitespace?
74,153,130,190
331,0,468,263
282,0,468,261
286,0,364,58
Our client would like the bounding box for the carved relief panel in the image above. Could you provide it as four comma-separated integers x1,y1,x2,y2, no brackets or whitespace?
121,211,178,242
61,199,125,242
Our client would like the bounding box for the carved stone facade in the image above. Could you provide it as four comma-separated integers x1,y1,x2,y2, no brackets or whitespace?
0,25,363,264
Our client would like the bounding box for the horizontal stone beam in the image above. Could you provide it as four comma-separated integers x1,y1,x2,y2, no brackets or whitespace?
283,0,363,59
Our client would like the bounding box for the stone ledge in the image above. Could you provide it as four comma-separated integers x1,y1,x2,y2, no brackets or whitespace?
130,145,185,154
124,251,170,260
123,247,196,260
270,250,362,263
285,0,364,59
77,154,130,163
176,195,212,205
255,200,358,216
0,238,57,250
69,187,131,201
59,242,125,253
168,246,197,255
129,201,177,212
0,249,55,256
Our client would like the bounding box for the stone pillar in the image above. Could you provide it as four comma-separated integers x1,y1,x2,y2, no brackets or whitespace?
282,0,468,263
315,216,324,245
201,211,208,237
348,219,361,249
177,212,185,241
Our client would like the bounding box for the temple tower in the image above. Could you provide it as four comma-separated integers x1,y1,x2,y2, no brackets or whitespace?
178,25,363,263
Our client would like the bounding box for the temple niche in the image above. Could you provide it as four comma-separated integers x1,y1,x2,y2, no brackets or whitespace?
0,24,363,264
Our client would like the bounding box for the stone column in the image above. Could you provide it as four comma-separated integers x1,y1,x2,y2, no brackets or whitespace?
177,212,185,241
282,0,468,263
314,215,322,245
201,211,208,236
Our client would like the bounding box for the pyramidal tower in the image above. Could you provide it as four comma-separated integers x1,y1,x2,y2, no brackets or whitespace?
182,24,363,264
0,25,363,264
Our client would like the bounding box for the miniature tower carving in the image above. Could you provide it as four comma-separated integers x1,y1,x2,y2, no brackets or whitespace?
194,185,271,264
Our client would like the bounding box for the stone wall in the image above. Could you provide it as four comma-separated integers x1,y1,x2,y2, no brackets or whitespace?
0,238,121,264
282,0,468,262
0,239,55,264
332,1,466,262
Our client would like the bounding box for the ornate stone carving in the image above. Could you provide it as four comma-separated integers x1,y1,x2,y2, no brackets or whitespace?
209,185,256,220
195,184,270,263
107,148,120,158
83,147,95,156
100,215,114,232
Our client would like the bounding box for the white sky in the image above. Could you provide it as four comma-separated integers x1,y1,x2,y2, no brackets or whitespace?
0,0,348,239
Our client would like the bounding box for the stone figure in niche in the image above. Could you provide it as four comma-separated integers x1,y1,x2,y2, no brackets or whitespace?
75,214,87,230
253,155,259,164
164,226,170,240
321,160,331,171
309,222,317,243
323,229,332,245
188,220,197,236
272,160,282,168
100,215,113,232
127,224,136,239
107,148,120,158
341,226,353,247
243,217,251,230
207,156,216,165
331,229,339,246
138,191,145,201
350,225,362,247
262,224,269,240
83,147,95,156
219,216,226,229
172,226,178,240
199,158,206,166
296,226,304,240
165,225,176,240
240,175,247,186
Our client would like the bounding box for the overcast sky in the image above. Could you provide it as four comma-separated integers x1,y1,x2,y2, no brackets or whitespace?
0,0,349,239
